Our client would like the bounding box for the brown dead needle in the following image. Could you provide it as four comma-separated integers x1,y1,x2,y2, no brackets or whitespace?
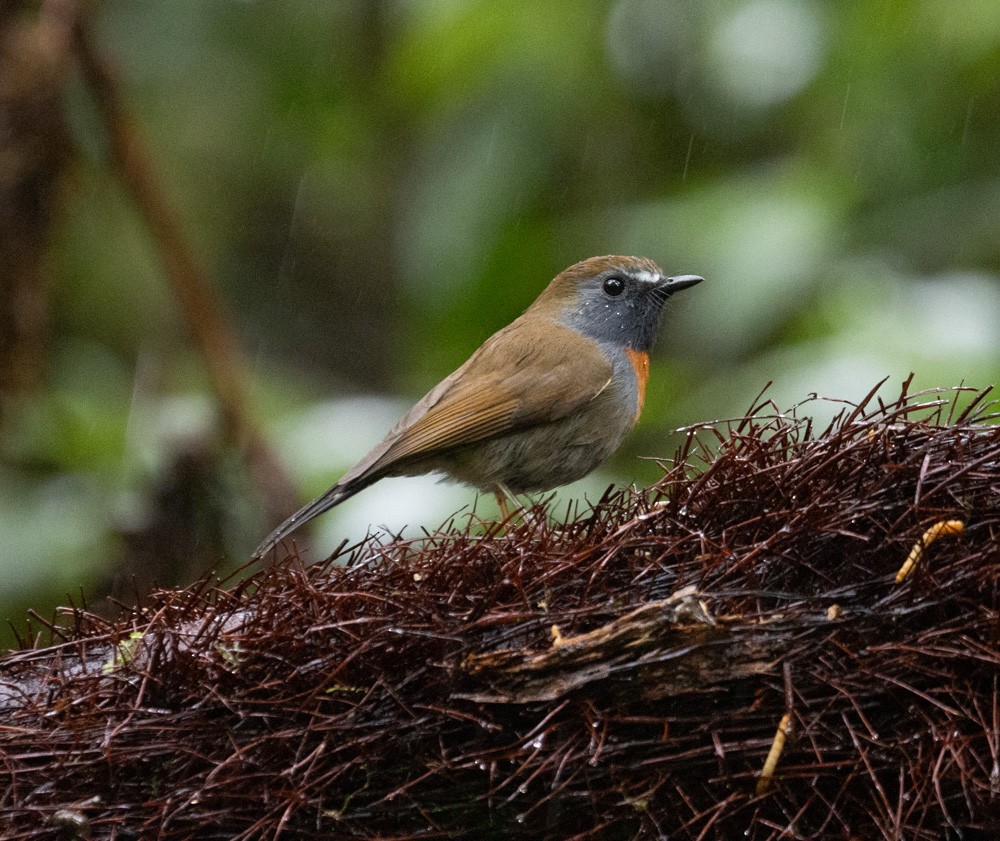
756,713,794,796
895,519,965,583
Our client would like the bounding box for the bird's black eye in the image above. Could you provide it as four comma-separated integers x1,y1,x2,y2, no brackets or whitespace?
602,276,625,296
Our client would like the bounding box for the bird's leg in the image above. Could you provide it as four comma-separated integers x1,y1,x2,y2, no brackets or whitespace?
495,491,509,520
494,484,523,522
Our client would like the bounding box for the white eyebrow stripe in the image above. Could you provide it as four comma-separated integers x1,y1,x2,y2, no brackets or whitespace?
632,270,661,284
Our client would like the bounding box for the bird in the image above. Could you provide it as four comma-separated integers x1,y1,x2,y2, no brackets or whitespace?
253,255,703,559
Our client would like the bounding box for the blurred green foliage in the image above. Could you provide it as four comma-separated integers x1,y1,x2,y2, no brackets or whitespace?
2,0,999,643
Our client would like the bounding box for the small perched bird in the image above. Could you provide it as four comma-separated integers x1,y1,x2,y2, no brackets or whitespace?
253,255,702,559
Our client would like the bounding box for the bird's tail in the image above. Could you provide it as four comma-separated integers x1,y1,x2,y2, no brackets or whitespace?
251,481,361,561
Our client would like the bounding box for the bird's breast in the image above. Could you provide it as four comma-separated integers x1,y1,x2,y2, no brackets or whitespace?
623,348,650,420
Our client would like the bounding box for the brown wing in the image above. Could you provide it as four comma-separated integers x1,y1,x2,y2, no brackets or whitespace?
252,316,612,559
338,315,613,486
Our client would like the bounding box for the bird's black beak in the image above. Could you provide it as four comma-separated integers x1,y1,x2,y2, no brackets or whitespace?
661,274,704,293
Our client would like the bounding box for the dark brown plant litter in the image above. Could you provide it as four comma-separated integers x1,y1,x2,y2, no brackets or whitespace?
4,379,1000,840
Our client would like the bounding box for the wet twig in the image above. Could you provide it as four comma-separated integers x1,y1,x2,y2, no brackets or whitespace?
71,18,297,527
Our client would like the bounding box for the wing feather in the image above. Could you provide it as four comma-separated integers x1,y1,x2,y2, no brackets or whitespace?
380,387,520,463
253,316,615,559
344,316,613,484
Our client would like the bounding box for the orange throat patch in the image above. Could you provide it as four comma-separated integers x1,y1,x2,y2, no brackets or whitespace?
624,348,650,420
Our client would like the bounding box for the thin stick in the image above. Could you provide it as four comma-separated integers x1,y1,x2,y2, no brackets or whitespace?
72,20,297,531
